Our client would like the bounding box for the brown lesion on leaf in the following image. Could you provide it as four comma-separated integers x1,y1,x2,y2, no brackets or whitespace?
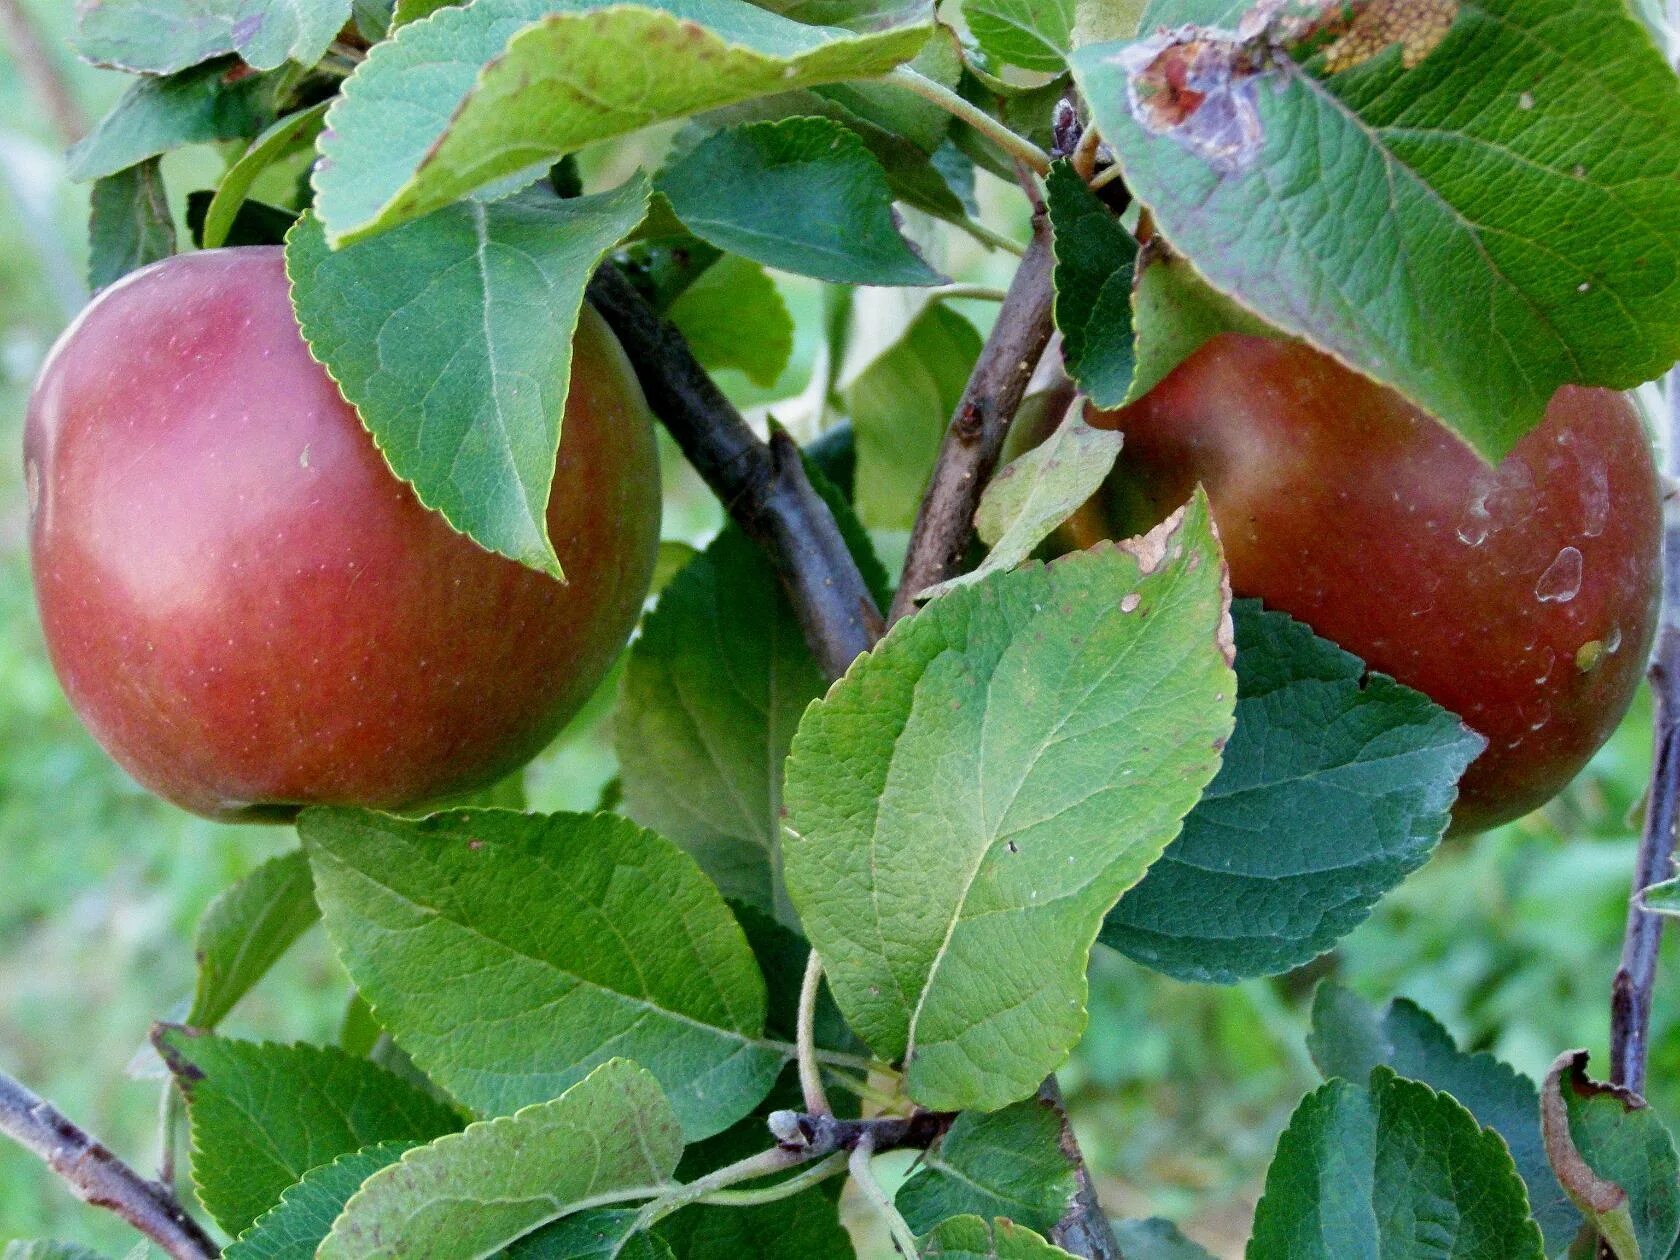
1539,1049,1638,1216
1118,0,1459,172
1320,0,1459,72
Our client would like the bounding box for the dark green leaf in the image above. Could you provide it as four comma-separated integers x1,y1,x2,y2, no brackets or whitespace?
510,1212,675,1260
286,178,650,575
1307,984,1579,1253
187,849,319,1029
897,1100,1076,1236
186,191,299,247
617,468,884,922
313,0,932,244
87,160,176,292
200,103,328,250
300,807,783,1140
785,495,1236,1110
659,117,941,286
1541,1051,1680,1260
75,0,351,73
1074,0,1680,461
154,1027,461,1236
225,1142,419,1260
1101,601,1483,982
1046,161,1137,407
1250,1070,1543,1259
667,255,795,388
844,303,982,531
316,1061,683,1260
67,61,269,182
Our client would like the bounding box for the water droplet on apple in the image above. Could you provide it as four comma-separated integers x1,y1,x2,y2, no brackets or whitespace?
1535,547,1583,603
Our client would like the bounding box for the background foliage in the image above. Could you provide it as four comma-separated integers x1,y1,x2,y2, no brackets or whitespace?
0,2,1677,1254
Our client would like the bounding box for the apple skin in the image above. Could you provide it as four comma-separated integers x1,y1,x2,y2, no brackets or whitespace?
25,247,660,821
1053,335,1661,833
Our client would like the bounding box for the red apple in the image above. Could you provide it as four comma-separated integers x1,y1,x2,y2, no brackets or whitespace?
25,246,660,821
1053,335,1661,833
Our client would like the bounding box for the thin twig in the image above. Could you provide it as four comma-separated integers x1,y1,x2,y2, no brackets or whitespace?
0,1070,219,1259
889,210,1058,620
0,0,86,147
1088,164,1127,192
848,1132,922,1258
928,283,1011,304
796,952,833,1117
1611,369,1680,1095
587,263,883,679
156,1080,181,1192
884,65,1053,176
1039,1076,1122,1260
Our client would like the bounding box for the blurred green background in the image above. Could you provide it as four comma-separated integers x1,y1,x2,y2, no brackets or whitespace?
1,4,1677,1255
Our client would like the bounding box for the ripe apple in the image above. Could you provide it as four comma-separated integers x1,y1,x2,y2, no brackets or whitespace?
1044,335,1661,833
25,247,660,821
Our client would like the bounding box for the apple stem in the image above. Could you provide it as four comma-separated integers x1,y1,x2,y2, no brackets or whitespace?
0,1069,220,1259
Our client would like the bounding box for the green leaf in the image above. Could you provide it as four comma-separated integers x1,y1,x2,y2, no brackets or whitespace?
1250,1070,1544,1259
201,103,328,250
922,402,1123,598
1099,601,1483,983
784,493,1236,1110
1307,984,1579,1254
616,468,885,923
510,1212,675,1260
844,303,982,531
1125,246,1280,404
66,61,269,183
1046,161,1137,408
285,178,650,575
1071,0,1147,47
187,191,299,246
187,849,320,1029
317,1060,683,1260
658,117,940,286
920,1217,1079,1260
666,255,794,388
225,1142,419,1260
657,1191,851,1259
965,0,1075,73
153,1028,461,1237
75,0,351,73
1110,1220,1215,1259
300,807,783,1140
1540,1051,1680,1260
352,0,394,40
392,0,456,23
87,160,177,292
1073,0,1680,461
313,0,932,244
1641,875,1680,918
896,1100,1077,1236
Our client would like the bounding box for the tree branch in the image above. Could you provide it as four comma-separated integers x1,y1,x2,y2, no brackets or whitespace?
1610,366,1680,1095
587,263,882,680
0,1069,219,1259
0,0,87,147
1039,1076,1122,1260
888,211,1058,620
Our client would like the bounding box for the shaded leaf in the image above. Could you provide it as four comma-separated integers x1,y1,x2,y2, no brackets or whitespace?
286,178,650,575
1046,162,1137,407
188,848,319,1029
313,0,932,244
844,303,982,531
200,103,328,250
87,159,176,292
666,255,794,388
1307,983,1579,1253
1100,601,1483,982
659,117,941,286
896,1099,1077,1236
1250,1070,1543,1259
186,191,299,246
317,1060,683,1260
67,61,268,182
1125,245,1279,404
154,1028,460,1236
784,495,1236,1110
921,1217,1078,1259
1111,1220,1215,1259
1540,1050,1680,1260
300,807,782,1140
509,1211,675,1260
225,1142,419,1260
1074,0,1680,460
